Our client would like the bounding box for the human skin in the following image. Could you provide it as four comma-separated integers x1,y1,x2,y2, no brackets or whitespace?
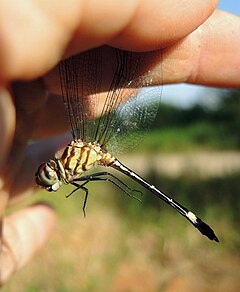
1,0,240,285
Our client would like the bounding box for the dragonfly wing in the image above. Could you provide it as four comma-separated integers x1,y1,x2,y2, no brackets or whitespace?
58,46,162,153
95,49,163,154
58,49,102,141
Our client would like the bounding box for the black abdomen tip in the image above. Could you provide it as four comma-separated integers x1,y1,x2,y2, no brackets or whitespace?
196,218,219,242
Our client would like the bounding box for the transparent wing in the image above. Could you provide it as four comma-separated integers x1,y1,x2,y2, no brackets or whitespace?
58,46,163,153
105,85,162,155
94,49,163,154
58,49,102,141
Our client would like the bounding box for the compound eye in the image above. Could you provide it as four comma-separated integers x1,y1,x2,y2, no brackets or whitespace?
45,163,56,179
35,162,60,191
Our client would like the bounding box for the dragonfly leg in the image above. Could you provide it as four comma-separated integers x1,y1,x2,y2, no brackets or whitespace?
74,172,142,202
91,176,142,203
77,172,143,195
69,180,90,217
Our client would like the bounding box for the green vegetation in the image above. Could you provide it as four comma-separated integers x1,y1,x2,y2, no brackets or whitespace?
137,122,232,152
111,89,240,154
138,89,240,152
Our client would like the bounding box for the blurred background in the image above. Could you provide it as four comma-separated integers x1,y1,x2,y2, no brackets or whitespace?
3,1,240,292
4,90,240,292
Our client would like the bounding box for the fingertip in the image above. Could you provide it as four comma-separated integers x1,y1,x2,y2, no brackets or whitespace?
0,1,82,80
0,203,57,285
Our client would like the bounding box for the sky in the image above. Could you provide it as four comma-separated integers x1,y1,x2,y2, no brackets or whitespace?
218,0,240,15
162,0,240,108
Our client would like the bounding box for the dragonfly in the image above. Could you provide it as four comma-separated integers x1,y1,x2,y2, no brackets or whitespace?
36,46,219,242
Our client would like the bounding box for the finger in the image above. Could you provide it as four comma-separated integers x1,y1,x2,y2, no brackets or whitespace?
41,7,240,135
161,10,240,87
0,81,54,203
7,134,71,203
0,0,82,82
0,88,15,169
0,203,56,285
12,5,240,141
74,0,218,52
0,0,217,81
0,88,15,216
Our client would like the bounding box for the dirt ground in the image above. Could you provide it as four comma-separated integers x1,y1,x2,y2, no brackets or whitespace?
119,151,240,178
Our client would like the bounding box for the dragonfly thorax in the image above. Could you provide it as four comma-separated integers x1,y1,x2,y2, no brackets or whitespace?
35,140,116,192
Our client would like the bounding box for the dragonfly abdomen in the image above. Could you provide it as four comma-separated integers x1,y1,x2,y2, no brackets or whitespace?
110,159,219,242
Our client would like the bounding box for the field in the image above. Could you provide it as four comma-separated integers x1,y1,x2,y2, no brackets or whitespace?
3,150,240,292
3,92,240,291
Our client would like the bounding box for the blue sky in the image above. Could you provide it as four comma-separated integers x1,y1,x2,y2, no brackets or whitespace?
218,0,240,15
163,0,240,108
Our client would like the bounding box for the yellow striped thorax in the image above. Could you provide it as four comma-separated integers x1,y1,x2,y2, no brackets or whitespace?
60,140,102,180
35,140,116,192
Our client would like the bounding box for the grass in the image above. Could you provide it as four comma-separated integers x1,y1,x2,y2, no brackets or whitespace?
135,122,239,153
3,110,240,290
3,167,240,291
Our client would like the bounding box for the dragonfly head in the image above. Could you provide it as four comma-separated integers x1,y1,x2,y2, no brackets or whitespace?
35,159,62,192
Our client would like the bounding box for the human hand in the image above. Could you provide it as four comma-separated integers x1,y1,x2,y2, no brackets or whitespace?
1,0,240,285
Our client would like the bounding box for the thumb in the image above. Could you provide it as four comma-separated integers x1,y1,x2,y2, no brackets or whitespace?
0,203,56,285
